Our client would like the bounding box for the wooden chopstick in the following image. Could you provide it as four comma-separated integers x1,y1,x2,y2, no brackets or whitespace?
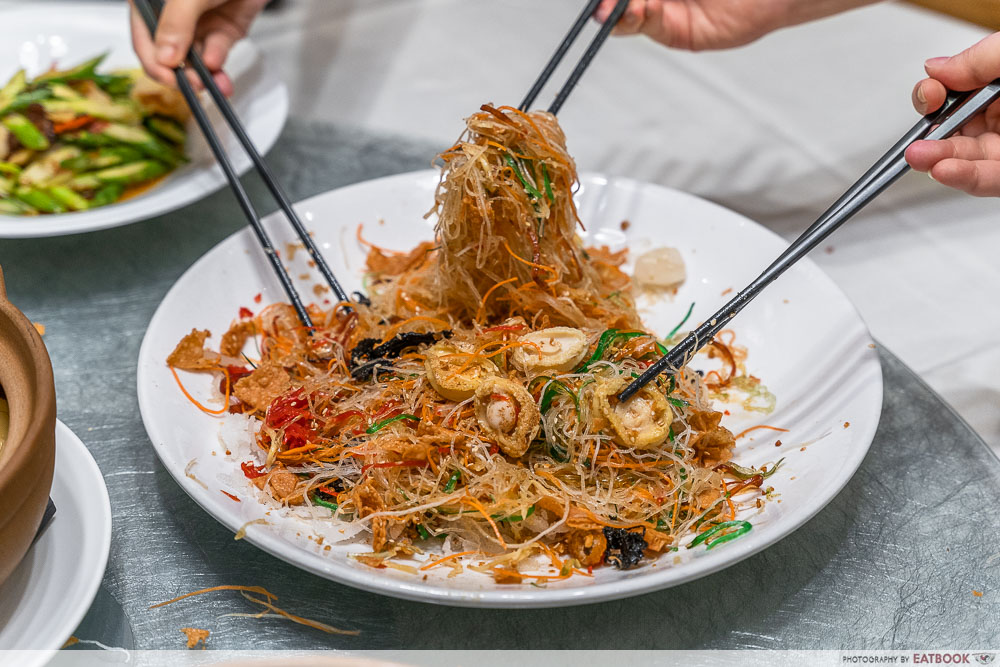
619,80,1000,402
519,0,630,114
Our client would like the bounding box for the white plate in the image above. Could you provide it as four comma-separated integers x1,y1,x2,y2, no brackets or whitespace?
137,171,882,608
0,1,288,238
0,420,112,662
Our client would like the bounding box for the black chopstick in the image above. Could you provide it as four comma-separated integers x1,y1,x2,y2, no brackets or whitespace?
619,79,1000,402
548,0,630,115
520,0,604,111
146,0,350,309
518,0,629,114
133,0,335,328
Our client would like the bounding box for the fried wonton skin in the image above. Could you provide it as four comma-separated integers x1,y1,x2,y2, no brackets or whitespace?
167,329,220,370
234,362,291,413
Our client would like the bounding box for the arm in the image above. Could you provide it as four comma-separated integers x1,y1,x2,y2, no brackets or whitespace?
595,0,882,51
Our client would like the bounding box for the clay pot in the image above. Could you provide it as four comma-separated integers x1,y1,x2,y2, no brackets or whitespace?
0,266,56,588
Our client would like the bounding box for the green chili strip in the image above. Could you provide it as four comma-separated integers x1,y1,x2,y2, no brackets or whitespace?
688,520,752,549
310,491,338,511
503,153,543,200
540,163,554,202
577,329,648,373
444,469,461,493
498,505,536,523
718,458,784,481
665,302,696,343
540,379,579,413
667,397,688,408
366,413,419,434
528,375,553,390
416,524,431,540
705,525,753,550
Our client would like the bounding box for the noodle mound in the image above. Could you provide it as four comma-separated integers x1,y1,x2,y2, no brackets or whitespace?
168,105,776,583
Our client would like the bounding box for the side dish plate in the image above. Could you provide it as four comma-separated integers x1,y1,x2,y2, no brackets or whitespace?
137,171,882,607
0,1,287,237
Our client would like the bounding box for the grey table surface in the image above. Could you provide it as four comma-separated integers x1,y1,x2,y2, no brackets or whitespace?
1,120,998,651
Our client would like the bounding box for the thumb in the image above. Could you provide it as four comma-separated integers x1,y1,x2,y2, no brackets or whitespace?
153,0,220,68
924,32,1000,91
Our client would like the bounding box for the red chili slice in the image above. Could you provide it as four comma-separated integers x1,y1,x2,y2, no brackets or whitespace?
241,461,266,479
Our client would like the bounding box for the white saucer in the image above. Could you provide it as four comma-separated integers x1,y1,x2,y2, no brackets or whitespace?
0,420,112,663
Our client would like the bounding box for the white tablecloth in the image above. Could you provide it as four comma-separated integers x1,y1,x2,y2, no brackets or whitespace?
258,0,996,453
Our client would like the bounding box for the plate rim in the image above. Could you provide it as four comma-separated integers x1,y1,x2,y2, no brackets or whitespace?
0,1,289,238
137,169,883,607
0,419,112,657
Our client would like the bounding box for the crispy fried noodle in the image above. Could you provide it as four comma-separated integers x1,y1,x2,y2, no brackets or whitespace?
168,105,780,583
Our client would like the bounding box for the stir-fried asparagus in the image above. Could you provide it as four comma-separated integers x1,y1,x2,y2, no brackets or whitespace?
0,53,189,216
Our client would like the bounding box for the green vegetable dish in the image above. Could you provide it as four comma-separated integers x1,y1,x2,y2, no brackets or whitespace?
0,53,190,216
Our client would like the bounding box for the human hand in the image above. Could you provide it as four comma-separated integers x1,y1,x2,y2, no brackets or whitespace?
593,0,878,51
128,0,269,97
907,32,1000,197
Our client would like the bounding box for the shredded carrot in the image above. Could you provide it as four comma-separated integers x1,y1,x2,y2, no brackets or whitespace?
356,223,405,255
149,585,275,609
485,140,535,161
170,366,230,415
492,568,571,582
420,550,480,571
240,591,359,635
476,277,518,323
221,490,241,502
52,114,94,134
502,240,557,275
463,496,507,548
446,338,538,377
733,424,789,440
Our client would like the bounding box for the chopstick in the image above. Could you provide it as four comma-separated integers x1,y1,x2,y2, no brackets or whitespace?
133,0,348,329
619,79,1000,402
519,0,604,111
520,0,630,114
148,0,350,309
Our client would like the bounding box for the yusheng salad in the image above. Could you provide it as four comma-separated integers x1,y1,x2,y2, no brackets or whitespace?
0,53,188,215
168,104,781,583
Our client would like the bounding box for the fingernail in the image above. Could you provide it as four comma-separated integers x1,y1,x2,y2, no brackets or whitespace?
915,85,926,105
157,44,175,64
924,57,948,68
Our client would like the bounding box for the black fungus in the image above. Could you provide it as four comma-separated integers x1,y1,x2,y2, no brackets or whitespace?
24,103,55,143
603,526,647,569
350,359,391,381
317,477,346,493
349,330,451,380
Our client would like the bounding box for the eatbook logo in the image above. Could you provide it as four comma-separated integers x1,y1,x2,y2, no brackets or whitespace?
974,655,995,665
